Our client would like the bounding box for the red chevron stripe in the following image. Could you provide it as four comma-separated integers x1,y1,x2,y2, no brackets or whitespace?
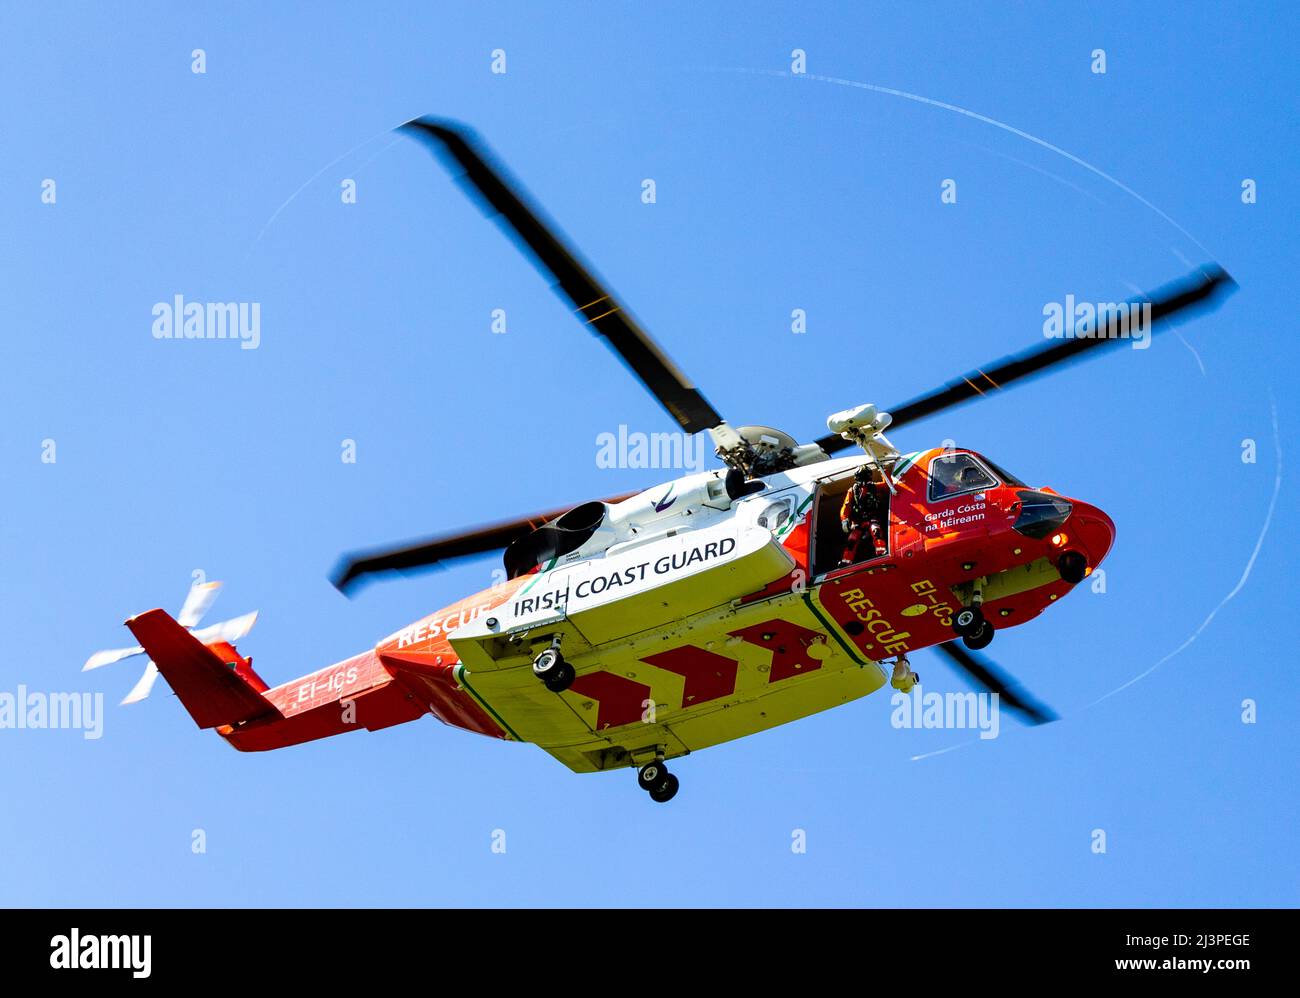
568,672,652,730
729,620,825,683
642,645,739,706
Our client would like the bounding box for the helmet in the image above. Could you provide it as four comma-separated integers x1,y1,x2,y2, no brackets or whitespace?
958,464,983,486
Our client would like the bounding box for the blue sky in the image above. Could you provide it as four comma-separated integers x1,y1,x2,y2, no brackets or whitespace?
1,1,1296,906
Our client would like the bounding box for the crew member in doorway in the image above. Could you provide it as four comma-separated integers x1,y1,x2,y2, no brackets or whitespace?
838,465,887,568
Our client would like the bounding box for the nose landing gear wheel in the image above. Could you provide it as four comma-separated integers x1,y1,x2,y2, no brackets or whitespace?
952,606,985,637
962,620,995,650
1057,550,1088,585
533,648,575,693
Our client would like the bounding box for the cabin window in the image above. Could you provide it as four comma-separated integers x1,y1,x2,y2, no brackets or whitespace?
928,453,998,502
756,497,795,533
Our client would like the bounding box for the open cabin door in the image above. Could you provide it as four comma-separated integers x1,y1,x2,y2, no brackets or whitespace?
809,469,894,578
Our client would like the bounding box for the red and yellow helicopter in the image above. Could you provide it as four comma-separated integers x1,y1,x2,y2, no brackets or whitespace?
88,118,1236,802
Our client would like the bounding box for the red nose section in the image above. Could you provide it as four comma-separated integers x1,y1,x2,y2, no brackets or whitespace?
1065,500,1116,567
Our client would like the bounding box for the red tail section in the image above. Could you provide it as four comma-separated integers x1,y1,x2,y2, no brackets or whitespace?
125,609,506,752
127,608,444,751
126,609,275,729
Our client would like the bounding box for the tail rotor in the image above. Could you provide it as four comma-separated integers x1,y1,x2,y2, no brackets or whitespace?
83,582,258,706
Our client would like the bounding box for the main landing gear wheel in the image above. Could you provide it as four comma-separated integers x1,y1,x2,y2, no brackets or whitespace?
543,663,575,692
533,648,575,693
952,606,985,637
649,773,680,803
638,760,680,802
637,760,666,791
962,620,995,650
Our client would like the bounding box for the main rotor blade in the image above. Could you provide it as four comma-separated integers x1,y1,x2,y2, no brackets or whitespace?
331,491,638,596
816,264,1236,454
401,117,723,434
932,641,1057,725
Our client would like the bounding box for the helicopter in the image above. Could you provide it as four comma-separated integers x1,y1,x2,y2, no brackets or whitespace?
94,117,1236,803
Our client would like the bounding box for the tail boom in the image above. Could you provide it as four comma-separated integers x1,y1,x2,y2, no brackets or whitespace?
125,609,505,751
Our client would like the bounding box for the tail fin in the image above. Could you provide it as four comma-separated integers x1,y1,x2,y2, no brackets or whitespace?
125,609,276,729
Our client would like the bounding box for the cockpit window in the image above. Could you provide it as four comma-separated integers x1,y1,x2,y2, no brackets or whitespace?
928,453,998,501
982,457,1026,488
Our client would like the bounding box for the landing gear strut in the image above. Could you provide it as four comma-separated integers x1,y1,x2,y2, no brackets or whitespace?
637,759,680,803
532,644,575,693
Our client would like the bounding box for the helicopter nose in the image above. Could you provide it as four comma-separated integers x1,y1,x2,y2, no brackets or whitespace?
1055,500,1115,581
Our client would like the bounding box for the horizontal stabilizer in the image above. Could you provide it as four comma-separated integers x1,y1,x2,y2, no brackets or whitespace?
125,609,275,729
